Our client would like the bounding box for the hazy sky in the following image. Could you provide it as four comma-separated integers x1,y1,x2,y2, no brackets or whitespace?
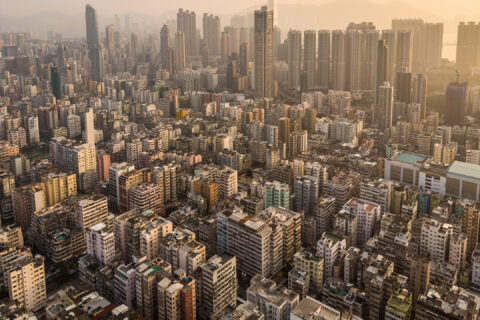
2,0,480,18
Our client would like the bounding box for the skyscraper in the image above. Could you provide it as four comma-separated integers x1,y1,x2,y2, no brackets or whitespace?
412,74,427,120
239,42,248,76
177,9,197,57
84,107,95,146
105,24,115,64
424,23,443,69
456,22,480,71
376,82,394,130
303,30,316,90
395,31,412,73
85,4,103,81
363,30,379,92
254,6,274,98
287,30,302,90
203,14,220,59
331,30,346,90
317,30,330,90
381,30,396,84
50,65,61,99
346,30,362,92
376,40,389,104
396,72,412,103
445,81,468,126
160,24,170,69
176,31,186,71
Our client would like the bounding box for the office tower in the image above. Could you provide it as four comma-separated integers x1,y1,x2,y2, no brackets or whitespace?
50,65,62,99
317,30,330,90
381,30,396,84
445,81,467,126
239,42,248,76
7,254,46,311
412,74,427,120
158,276,196,320
105,24,115,63
175,31,186,71
346,30,362,91
376,40,389,104
395,31,412,73
254,6,274,98
317,232,347,278
303,30,316,90
376,82,394,130
396,72,412,103
362,30,380,93
177,9,197,57
456,22,480,71
295,176,319,215
85,4,103,81
265,181,289,209
247,275,300,318
331,30,346,90
160,24,170,69
287,30,302,90
86,222,115,265
26,116,39,144
203,14,220,58
215,167,238,198
84,107,95,146
197,255,237,320
425,23,443,68
75,194,108,231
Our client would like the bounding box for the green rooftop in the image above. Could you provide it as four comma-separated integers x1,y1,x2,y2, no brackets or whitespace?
395,152,427,165
325,232,342,244
447,161,480,181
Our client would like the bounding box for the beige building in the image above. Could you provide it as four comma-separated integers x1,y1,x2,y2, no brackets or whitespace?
41,172,77,206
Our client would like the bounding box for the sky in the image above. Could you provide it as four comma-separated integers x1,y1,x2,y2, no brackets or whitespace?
2,0,480,18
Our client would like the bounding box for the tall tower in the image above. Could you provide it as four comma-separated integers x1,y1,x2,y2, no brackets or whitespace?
177,9,197,57
304,30,316,90
377,82,394,130
381,30,396,84
346,30,362,92
203,13,221,58
239,42,249,76
254,6,274,98
395,30,412,73
160,24,170,69
176,31,186,71
363,30,379,92
425,23,443,69
412,74,427,120
331,30,346,90
317,30,330,90
105,24,115,64
84,107,95,146
287,30,302,90
376,40,389,104
85,4,103,81
456,22,480,71
268,0,278,26
445,81,468,126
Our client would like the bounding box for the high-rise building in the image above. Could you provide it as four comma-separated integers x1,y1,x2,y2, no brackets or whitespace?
303,30,316,90
456,22,480,71
176,31,186,71
41,172,77,206
66,114,81,138
287,30,302,90
215,167,238,198
346,30,362,92
85,4,103,81
412,74,427,120
203,14,220,58
7,254,46,312
196,254,237,320
396,71,411,103
177,9,197,57
317,30,330,90
363,30,380,93
50,65,62,99
86,222,115,265
381,30,396,84
341,197,380,247
26,116,40,144
317,232,346,278
254,6,274,98
395,31,412,73
445,81,468,126
376,39,389,104
424,23,443,69
265,180,290,209
158,275,196,320
331,30,346,90
84,107,95,146
295,176,319,215
128,183,164,215
376,82,394,130
239,42,249,76
160,24,170,69
75,194,109,231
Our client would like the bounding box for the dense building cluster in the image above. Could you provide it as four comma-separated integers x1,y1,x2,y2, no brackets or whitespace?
1,2,480,320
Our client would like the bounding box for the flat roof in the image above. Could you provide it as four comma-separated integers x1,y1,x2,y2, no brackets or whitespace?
448,161,480,181
394,152,427,165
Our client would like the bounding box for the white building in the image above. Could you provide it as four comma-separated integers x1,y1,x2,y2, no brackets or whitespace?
317,232,346,279
341,198,380,247
86,222,115,265
420,219,453,262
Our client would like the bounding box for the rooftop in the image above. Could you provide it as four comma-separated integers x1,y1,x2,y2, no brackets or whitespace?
447,161,480,181
394,152,427,165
